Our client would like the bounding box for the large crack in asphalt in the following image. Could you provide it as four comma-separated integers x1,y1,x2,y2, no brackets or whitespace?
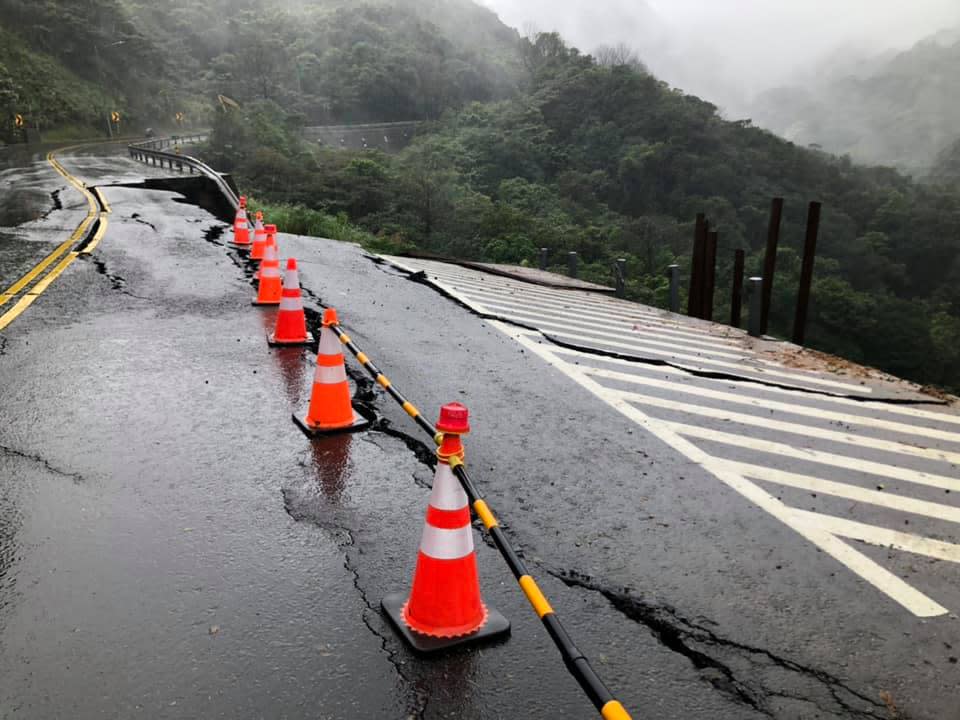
283,436,431,720
375,259,949,408
82,255,152,301
542,566,895,720
0,443,87,483
363,255,915,717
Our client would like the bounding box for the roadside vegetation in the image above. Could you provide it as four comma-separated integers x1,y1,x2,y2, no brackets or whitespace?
207,31,960,393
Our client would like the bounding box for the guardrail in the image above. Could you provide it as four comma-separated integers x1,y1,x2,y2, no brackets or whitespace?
127,133,240,209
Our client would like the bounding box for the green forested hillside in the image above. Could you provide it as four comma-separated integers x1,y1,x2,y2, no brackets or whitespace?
209,32,960,392
750,31,960,175
0,0,520,137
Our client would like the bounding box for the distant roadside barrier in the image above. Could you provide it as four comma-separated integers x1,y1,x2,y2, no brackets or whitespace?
128,134,240,208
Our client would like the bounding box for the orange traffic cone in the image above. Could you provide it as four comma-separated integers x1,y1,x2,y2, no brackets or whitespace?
251,211,267,249
382,403,510,653
232,202,251,247
252,242,282,305
253,224,277,280
250,221,269,261
268,258,313,346
293,308,370,436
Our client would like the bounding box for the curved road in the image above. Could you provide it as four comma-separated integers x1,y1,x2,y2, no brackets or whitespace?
1,142,958,719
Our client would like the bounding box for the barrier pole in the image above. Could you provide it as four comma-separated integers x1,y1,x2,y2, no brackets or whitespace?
329,322,633,720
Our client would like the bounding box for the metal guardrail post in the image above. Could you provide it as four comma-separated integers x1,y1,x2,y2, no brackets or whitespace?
668,264,680,313
614,259,626,298
747,277,763,337
567,252,578,279
539,248,548,271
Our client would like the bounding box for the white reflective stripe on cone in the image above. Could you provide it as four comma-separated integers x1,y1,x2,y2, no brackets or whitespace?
279,296,302,311
429,464,468,511
318,327,342,355
283,270,300,289
261,266,281,278
419,524,474,560
314,363,348,385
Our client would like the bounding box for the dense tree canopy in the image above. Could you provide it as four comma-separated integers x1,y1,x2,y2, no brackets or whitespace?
209,31,960,393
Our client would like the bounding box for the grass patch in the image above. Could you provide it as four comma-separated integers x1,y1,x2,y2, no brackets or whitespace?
245,199,415,255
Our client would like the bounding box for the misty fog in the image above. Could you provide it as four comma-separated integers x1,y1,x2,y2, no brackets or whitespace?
481,0,960,116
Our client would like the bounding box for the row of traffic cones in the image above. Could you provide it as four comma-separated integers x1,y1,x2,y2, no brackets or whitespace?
229,196,508,654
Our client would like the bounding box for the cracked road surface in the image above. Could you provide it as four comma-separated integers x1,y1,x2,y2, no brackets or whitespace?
1,142,958,719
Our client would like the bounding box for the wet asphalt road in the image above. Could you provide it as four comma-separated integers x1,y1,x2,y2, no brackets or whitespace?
1,143,959,719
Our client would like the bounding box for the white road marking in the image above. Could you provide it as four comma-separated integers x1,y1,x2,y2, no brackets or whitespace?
539,326,868,392
719,460,960,524
481,308,748,360
670,423,960,493
404,260,722,333
789,510,960,564
383,256,497,315
614,387,960,465
391,257,876,393
466,293,746,354
491,321,950,616
582,366,960,445
551,345,960,429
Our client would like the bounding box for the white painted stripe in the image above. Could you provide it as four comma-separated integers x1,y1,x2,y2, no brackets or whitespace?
669,423,960,493
384,256,746,349
616,388,960,465
279,296,302,311
421,267,688,326
538,327,866,393
583,366,960,446
552,344,960,428
414,269,867,393
492,321,948,616
471,297,746,356
429,464,468,510
419,524,474,560
379,258,495,315
314,363,347,385
489,310,746,360
789,510,960,564
318,327,342,355
718,460,960,524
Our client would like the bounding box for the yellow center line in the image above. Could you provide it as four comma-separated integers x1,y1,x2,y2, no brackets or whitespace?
0,144,106,331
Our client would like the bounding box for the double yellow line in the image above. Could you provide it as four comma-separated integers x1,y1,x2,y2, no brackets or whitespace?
0,145,110,332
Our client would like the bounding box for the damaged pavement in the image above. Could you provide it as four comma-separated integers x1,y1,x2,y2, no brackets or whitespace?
1,144,958,719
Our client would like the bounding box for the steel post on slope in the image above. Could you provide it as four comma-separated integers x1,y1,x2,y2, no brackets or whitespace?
328,322,633,720
747,276,763,337
668,264,680,313
760,197,783,335
793,201,822,346
687,214,705,317
730,249,745,328
702,230,718,321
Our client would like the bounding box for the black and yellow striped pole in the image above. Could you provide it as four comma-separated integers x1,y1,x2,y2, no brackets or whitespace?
330,322,632,720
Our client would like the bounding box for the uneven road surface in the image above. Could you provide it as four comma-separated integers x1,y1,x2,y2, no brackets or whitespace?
1,142,959,720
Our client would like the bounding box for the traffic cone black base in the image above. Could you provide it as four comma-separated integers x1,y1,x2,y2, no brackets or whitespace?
291,410,371,438
267,330,314,347
381,593,510,654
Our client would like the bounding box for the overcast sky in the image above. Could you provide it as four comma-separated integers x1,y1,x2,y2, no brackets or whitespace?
481,0,960,111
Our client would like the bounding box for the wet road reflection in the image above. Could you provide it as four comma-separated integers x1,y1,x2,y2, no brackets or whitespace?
311,435,354,502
